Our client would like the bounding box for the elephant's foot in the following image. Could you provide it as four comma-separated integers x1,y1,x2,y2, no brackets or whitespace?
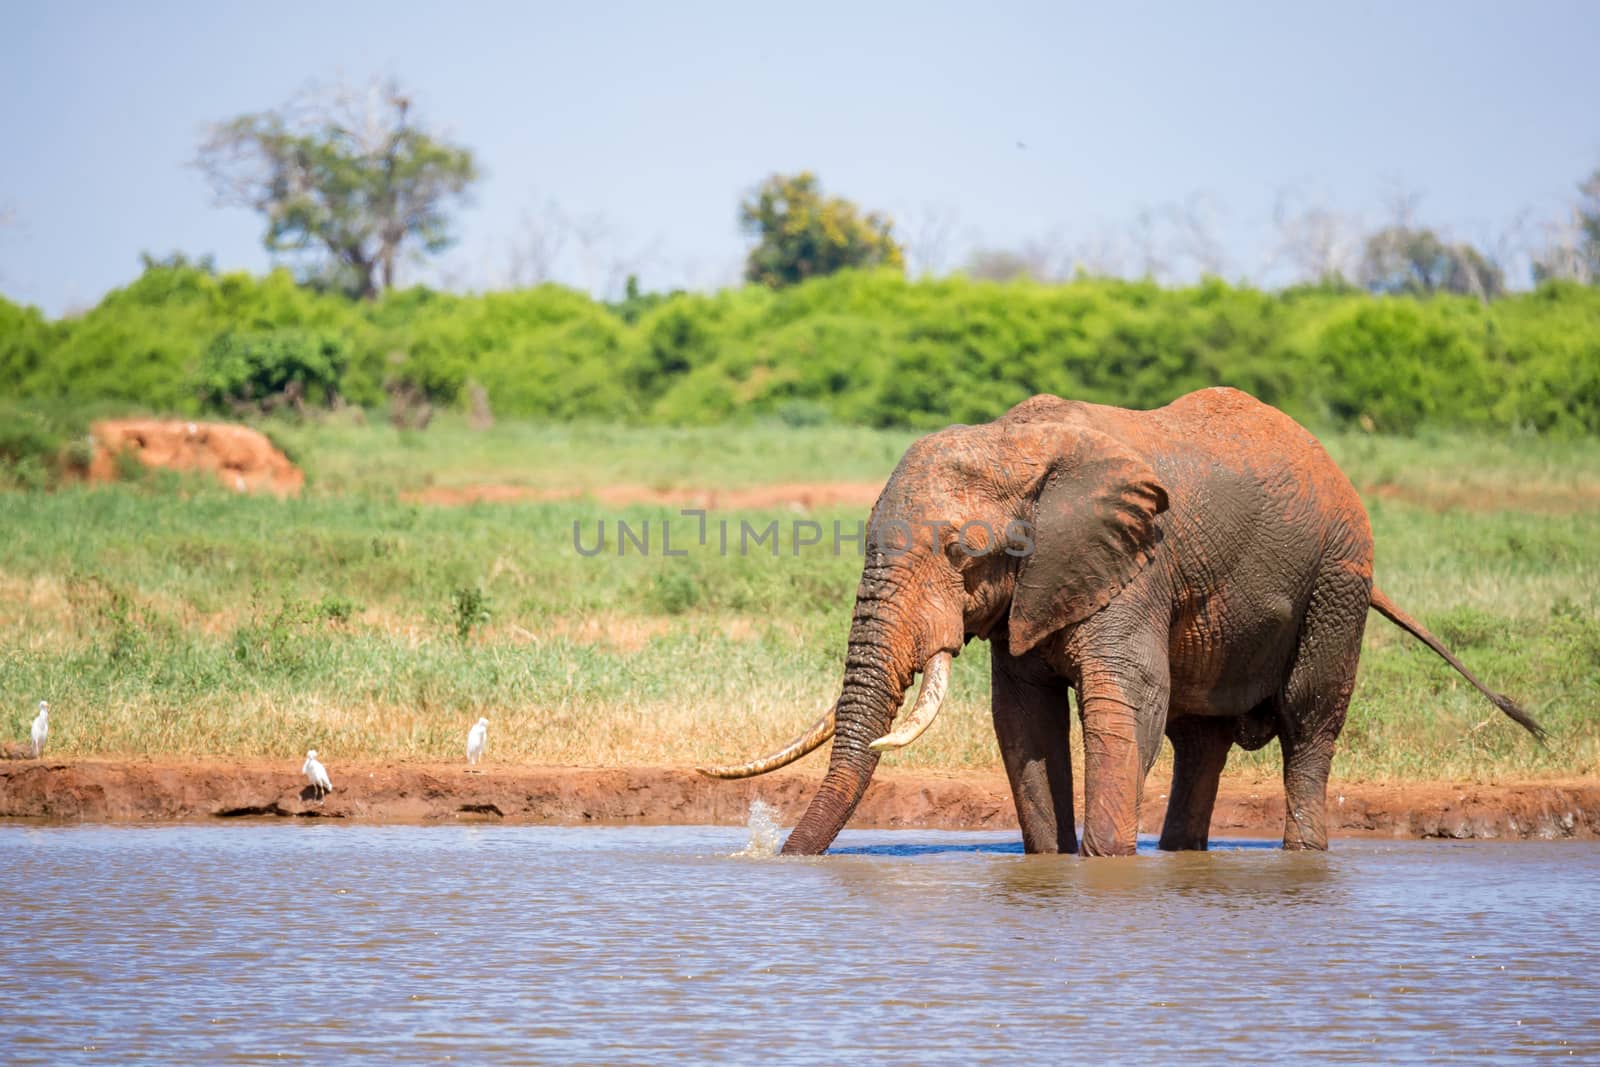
1079,836,1138,858
989,643,1077,855
1280,766,1332,850
1274,565,1364,853
1160,716,1233,851
1281,801,1329,850
1078,735,1143,857
1076,644,1169,858
1157,829,1210,852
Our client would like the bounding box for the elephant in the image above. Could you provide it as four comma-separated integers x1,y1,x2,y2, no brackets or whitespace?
700,387,1543,856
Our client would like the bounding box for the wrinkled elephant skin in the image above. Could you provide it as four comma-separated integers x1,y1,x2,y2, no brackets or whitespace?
706,387,1541,857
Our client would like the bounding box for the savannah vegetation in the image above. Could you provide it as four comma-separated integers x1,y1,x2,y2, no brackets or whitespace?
1,419,1595,783
2,77,1597,783
3,263,1600,441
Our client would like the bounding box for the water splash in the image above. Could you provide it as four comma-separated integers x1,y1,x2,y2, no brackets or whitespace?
733,798,783,858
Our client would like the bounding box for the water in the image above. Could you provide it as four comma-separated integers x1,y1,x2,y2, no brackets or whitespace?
1,821,1596,1064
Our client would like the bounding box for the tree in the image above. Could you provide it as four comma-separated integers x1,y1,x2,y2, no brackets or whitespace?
1580,169,1600,278
962,231,1071,282
900,201,960,278
1266,187,1361,286
1165,193,1228,278
504,198,571,287
1357,225,1504,300
1533,168,1600,284
964,248,1041,282
197,78,477,299
739,172,904,288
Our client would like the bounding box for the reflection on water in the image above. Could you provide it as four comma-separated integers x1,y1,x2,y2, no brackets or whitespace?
828,840,1024,856
0,823,1595,1064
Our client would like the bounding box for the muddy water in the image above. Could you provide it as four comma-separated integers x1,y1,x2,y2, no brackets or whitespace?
1,823,1595,1064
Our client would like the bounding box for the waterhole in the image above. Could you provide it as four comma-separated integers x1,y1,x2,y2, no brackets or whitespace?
0,822,1594,1063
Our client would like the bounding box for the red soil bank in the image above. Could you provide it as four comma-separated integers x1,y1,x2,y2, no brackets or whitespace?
1,760,1595,842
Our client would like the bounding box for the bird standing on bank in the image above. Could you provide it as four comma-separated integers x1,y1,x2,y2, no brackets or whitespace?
303,749,333,800
467,717,489,767
30,701,48,758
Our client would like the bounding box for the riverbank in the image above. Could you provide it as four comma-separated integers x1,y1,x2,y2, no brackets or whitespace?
2,760,1595,841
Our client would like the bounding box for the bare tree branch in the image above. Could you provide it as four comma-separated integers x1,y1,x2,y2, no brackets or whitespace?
505,198,571,287
1531,168,1600,284
901,202,961,278
1067,222,1129,279
1267,185,1363,284
1128,208,1170,282
1477,208,1534,290
1166,192,1228,278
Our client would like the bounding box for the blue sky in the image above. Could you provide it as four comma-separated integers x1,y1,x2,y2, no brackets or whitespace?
2,1,1596,315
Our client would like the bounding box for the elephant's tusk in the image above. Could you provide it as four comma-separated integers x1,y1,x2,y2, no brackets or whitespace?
696,704,837,779
869,651,952,752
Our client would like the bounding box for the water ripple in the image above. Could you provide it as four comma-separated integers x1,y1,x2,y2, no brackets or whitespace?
0,824,1595,1064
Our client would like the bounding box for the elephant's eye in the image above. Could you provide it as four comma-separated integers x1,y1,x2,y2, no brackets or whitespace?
945,522,998,562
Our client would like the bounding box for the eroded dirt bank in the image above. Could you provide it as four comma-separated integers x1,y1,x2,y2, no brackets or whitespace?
2,760,1596,841
87,419,303,496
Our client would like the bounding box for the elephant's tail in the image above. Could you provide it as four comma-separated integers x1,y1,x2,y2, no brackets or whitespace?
1370,586,1547,741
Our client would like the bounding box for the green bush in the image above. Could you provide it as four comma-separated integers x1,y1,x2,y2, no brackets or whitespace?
17,264,372,412
0,296,57,393
0,400,94,490
1302,299,1492,433
449,586,491,640
4,262,1600,436
196,329,350,412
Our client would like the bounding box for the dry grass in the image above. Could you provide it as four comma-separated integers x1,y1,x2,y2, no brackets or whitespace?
1,421,1596,782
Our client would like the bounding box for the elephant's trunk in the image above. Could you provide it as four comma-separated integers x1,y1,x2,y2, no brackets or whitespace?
779,677,900,856
781,556,948,855
780,652,951,854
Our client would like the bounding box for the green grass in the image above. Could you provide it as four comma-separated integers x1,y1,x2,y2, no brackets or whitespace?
1,418,1596,782
265,411,920,494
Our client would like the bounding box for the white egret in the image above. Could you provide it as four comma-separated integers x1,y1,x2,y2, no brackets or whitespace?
467,717,489,767
303,749,333,800
30,701,48,758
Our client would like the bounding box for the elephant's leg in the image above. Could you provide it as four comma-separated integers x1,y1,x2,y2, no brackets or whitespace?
1077,637,1171,857
990,638,1076,854
1277,567,1370,851
1158,715,1234,851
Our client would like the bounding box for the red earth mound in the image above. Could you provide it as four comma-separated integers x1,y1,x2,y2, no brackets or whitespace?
87,419,303,496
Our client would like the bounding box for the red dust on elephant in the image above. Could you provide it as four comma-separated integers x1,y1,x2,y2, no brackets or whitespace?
702,387,1543,856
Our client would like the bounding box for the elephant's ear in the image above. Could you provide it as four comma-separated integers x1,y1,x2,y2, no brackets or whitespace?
1008,428,1169,656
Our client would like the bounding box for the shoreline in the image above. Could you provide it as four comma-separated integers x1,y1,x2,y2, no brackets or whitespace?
2,759,1596,841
